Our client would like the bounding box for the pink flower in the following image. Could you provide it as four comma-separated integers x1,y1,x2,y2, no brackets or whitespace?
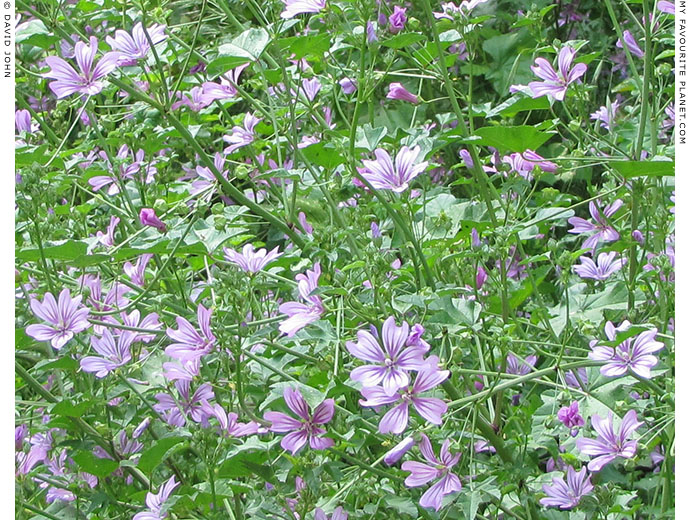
201,63,249,100
401,434,462,511
264,387,335,454
526,46,587,101
43,36,121,98
139,208,166,232
503,150,557,180
557,401,584,429
339,78,357,94
386,83,419,104
616,30,644,59
26,289,91,349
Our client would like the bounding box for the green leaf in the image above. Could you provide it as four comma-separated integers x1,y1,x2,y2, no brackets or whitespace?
72,451,119,477
300,142,344,169
381,32,425,49
610,160,675,178
17,240,88,262
472,125,555,152
384,495,418,515
137,437,187,474
51,400,93,417
208,28,270,76
278,33,332,59
486,96,550,118
354,124,388,151
35,357,80,371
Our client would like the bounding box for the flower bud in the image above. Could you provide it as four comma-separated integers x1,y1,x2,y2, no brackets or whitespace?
383,435,415,465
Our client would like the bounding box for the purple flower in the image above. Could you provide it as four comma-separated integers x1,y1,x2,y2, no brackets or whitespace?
388,6,407,34
133,418,151,439
223,113,261,154
139,208,166,232
573,251,625,281
384,435,416,465
568,199,623,252
401,434,462,511
386,83,419,104
360,146,428,192
366,21,378,43
191,153,228,197
503,150,557,180
89,144,142,195
474,440,496,454
279,263,324,337
347,316,430,395
154,381,215,426
170,86,218,112
527,46,587,101
163,358,200,382
616,30,644,59
314,507,348,520
96,216,119,247
565,368,588,389
280,0,326,18
588,322,664,379
224,244,283,273
505,352,537,375
165,304,216,362
106,22,167,64
26,289,91,349
264,387,335,454
43,36,121,98
576,410,642,471
133,475,179,520
201,63,249,100
124,253,153,287
301,78,321,102
557,401,584,429
540,465,594,509
339,78,357,94
434,0,489,19
80,329,135,378
15,109,36,134
590,98,621,131
360,361,449,434
658,1,675,14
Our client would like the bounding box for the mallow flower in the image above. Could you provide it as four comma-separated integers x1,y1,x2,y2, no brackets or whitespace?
573,251,625,281
401,434,462,511
165,304,216,362
280,0,326,19
576,410,642,472
347,316,430,395
540,465,594,509
106,22,167,64
26,289,91,349
568,199,623,252
386,83,419,104
359,359,449,434
526,46,587,101
360,146,428,192
133,475,179,520
224,244,283,273
80,329,135,378
588,321,664,379
43,36,121,98
278,263,324,337
223,113,261,154
264,387,335,454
